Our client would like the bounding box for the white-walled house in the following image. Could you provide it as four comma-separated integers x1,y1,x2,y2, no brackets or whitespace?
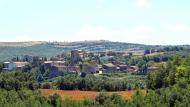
3,61,29,70
3,62,16,70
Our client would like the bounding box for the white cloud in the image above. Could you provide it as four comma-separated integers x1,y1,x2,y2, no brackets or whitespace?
136,0,152,8
164,24,190,32
73,25,155,43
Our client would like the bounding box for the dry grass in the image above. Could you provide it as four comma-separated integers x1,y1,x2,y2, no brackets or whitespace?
41,89,146,100
145,52,164,57
0,41,46,47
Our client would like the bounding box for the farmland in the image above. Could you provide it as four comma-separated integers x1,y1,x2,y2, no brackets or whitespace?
41,89,146,100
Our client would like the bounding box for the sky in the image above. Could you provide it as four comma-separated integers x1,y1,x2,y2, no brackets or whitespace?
0,0,190,45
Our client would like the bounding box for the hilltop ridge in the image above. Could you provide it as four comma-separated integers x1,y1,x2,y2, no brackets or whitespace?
0,40,189,61
0,41,47,47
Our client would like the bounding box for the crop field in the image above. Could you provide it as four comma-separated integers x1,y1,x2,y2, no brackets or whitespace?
41,89,146,100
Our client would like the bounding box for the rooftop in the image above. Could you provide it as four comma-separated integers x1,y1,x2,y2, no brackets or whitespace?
44,61,65,64
103,63,116,67
14,62,29,64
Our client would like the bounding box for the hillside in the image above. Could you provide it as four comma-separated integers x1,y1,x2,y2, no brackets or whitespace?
0,40,188,61
0,41,46,47
0,40,152,61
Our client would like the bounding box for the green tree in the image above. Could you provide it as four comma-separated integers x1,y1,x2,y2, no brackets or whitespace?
175,66,186,81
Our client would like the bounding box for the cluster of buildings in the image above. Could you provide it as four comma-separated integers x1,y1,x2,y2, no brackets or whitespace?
102,63,138,73
43,61,80,77
69,50,138,74
2,50,138,76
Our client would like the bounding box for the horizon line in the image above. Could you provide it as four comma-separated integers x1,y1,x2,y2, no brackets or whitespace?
0,40,189,46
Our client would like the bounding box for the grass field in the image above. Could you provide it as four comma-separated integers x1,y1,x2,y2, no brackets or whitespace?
145,52,164,57
41,89,146,100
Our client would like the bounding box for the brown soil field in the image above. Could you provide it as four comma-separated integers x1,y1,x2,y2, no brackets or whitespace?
41,89,145,100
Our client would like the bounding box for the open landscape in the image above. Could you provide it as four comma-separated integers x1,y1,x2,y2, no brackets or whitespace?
0,40,152,61
1,0,190,107
0,41,190,107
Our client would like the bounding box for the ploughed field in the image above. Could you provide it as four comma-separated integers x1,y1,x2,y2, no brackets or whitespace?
41,89,146,100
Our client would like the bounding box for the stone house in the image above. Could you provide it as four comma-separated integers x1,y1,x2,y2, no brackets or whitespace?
82,64,99,74
118,65,128,71
102,63,117,73
71,50,87,65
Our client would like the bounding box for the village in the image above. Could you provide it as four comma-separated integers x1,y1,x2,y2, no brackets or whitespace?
2,50,139,77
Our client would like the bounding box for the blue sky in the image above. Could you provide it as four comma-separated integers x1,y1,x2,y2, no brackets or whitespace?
0,0,190,45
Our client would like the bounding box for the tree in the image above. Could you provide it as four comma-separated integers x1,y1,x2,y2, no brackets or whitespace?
129,52,133,57
22,64,32,72
80,72,86,78
95,92,110,105
37,73,44,82
175,66,186,81
173,56,182,66
48,94,62,107
144,49,150,55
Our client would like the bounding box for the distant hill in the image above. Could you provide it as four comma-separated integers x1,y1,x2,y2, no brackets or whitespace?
0,41,46,47
0,40,188,61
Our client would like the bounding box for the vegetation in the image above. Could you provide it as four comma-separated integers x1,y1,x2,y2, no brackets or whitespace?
1,42,190,106
53,74,146,91
147,56,190,89
0,71,39,91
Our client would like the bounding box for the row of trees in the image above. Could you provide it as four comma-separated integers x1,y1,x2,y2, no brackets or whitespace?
53,74,145,91
144,46,184,55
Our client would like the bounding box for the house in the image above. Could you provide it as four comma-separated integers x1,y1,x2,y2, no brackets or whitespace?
82,64,99,74
44,61,67,71
102,63,117,73
98,65,103,71
71,50,87,65
14,62,29,68
127,66,138,72
3,62,15,70
44,61,79,77
94,52,106,57
44,61,67,77
51,61,65,67
107,51,117,56
118,65,128,71
67,66,80,73
44,61,65,67
98,70,103,74
3,61,29,70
